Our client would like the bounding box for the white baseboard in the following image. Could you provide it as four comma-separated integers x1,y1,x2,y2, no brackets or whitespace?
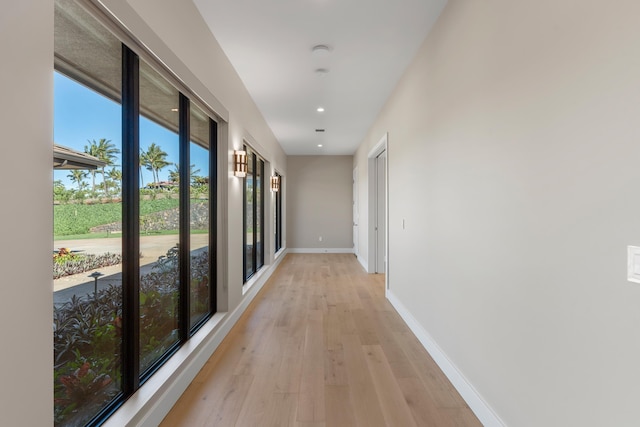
288,248,354,254
386,290,506,427
357,254,368,271
104,254,286,427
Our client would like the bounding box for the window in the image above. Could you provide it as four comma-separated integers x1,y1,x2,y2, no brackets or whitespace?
53,0,217,424
54,1,123,424
256,154,264,270
189,104,214,330
243,146,265,282
138,60,181,375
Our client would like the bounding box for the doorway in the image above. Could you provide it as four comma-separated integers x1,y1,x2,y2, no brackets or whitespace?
353,167,359,258
368,133,388,279
375,150,386,273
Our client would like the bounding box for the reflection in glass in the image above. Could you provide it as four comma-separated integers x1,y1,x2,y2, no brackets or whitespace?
190,105,210,328
138,60,180,374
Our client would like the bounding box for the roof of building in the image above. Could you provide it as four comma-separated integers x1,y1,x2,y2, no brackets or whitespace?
53,144,106,170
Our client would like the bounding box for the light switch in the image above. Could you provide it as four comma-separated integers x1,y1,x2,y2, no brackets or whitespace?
627,246,640,283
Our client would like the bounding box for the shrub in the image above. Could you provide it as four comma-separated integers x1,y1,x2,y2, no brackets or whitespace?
53,251,123,279
53,247,209,425
54,199,180,236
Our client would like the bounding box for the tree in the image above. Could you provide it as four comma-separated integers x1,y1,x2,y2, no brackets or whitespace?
93,138,120,195
139,149,148,188
168,163,180,184
84,140,100,193
168,163,201,184
106,167,122,195
141,143,170,186
106,167,122,182
53,180,72,203
67,169,88,191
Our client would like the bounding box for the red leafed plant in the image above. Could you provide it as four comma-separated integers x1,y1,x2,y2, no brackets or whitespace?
56,361,112,408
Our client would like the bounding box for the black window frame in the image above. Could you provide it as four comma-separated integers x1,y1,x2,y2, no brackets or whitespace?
53,6,219,423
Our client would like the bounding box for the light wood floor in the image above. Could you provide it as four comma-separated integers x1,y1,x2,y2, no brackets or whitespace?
161,253,481,427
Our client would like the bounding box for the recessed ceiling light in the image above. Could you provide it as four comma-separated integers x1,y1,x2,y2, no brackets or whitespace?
170,108,178,112
315,68,329,77
317,144,323,148
316,107,325,113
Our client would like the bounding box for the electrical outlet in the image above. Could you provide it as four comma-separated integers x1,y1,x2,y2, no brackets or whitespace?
319,236,323,242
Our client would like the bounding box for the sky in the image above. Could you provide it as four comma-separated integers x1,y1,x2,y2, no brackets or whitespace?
53,72,209,189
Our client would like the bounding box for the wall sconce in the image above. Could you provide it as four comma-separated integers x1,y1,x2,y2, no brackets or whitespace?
270,175,280,192
234,150,247,177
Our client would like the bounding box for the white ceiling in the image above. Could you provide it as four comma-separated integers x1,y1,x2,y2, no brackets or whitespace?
193,0,447,155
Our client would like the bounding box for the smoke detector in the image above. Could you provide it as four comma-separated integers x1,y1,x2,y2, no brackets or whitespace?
311,44,331,56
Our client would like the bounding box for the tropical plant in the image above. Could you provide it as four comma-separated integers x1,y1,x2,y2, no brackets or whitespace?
53,247,209,425
106,167,122,195
53,285,121,426
67,170,88,192
95,139,120,196
139,149,147,188
192,176,208,187
141,143,171,186
106,167,122,183
168,163,201,184
168,163,179,184
54,180,73,203
83,140,101,193
53,252,123,279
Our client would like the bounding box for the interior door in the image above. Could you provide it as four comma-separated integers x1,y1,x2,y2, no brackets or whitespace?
353,167,359,257
376,151,386,273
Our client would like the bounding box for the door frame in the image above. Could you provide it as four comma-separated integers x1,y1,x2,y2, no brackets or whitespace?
375,150,386,274
353,167,359,258
367,133,388,289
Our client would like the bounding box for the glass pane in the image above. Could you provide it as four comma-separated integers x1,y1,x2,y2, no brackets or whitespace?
244,151,255,280
256,159,263,269
139,60,180,374
53,0,123,424
190,105,210,328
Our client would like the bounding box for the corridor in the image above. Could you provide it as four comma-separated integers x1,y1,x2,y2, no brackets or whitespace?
161,253,481,426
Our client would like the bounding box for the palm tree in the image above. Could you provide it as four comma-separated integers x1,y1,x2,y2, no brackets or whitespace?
189,165,202,186
168,163,201,184
106,167,123,195
139,149,148,188
106,167,122,182
93,138,120,195
141,143,171,186
67,169,88,191
84,140,100,193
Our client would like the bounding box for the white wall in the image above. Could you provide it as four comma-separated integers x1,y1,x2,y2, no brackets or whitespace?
287,156,353,251
0,0,53,425
355,0,640,426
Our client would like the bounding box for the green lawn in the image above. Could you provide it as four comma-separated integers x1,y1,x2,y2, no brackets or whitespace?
54,199,180,237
